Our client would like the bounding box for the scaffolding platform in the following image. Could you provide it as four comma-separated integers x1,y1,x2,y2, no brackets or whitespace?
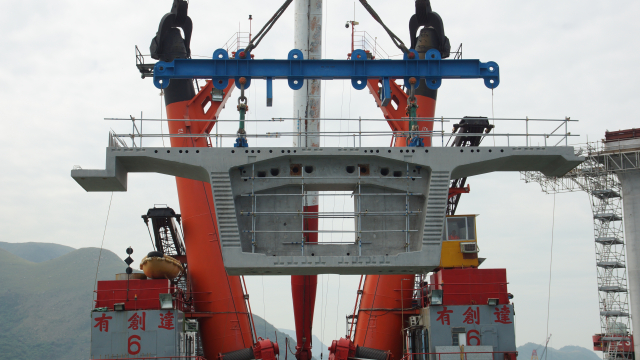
592,189,621,199
594,213,623,221
597,261,626,269
599,285,628,293
596,237,624,245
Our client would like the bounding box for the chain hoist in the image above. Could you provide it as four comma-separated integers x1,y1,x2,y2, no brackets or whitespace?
405,77,424,147
234,77,249,148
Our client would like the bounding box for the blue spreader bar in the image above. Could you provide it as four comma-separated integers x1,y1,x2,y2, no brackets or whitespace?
153,48,499,106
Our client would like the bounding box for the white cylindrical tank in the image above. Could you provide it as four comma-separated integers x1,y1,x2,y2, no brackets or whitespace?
293,0,322,208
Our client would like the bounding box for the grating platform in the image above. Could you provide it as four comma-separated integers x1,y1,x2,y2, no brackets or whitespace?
597,261,626,269
595,237,624,245
599,285,628,293
594,213,623,221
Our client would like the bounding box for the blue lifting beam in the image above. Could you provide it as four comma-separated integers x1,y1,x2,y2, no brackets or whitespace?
153,48,499,107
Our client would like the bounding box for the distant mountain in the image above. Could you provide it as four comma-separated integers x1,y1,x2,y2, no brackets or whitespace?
517,342,601,360
0,243,318,360
0,246,126,360
0,243,603,360
0,241,75,263
279,328,330,360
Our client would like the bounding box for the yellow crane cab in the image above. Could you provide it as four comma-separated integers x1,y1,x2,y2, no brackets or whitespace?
439,214,480,269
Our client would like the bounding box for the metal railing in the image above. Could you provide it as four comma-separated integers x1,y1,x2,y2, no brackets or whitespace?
93,287,216,313
105,117,578,149
221,32,251,54
352,30,394,59
91,357,206,360
400,351,517,360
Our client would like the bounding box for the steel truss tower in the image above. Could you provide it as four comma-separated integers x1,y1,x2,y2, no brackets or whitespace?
522,141,640,360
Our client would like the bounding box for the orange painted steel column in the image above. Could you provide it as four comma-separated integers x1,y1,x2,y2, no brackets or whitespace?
357,66,435,360
358,80,429,359
366,80,436,147
165,80,253,359
292,203,319,360
353,274,415,359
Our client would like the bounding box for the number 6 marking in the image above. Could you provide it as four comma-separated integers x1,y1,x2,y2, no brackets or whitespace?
467,330,481,346
128,335,141,355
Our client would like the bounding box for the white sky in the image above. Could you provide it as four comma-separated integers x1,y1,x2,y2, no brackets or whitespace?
1,0,639,356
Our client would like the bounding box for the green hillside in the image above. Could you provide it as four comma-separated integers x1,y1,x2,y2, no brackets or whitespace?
0,243,604,360
253,315,302,359
517,342,601,360
278,328,329,359
0,247,126,360
0,241,75,263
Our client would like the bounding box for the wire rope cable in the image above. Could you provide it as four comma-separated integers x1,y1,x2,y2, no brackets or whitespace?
92,192,114,310
362,275,381,343
340,80,345,147
320,274,324,359
491,88,495,146
335,275,341,339
160,90,165,147
321,0,328,148
357,0,409,54
348,85,352,145
254,78,258,146
544,193,556,360
244,0,294,54
322,274,330,351
262,275,267,336
145,222,157,251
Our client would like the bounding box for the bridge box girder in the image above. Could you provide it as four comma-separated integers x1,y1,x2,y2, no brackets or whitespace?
72,146,582,275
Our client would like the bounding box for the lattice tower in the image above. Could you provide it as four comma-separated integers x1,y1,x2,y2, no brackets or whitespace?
521,142,637,360
530,349,539,360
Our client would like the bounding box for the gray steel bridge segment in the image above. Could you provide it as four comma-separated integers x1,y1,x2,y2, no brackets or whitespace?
72,146,582,276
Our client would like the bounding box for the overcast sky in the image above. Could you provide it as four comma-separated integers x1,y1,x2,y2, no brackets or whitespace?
1,0,639,356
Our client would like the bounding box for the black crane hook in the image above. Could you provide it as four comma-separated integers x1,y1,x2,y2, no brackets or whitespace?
150,0,193,62
409,0,451,58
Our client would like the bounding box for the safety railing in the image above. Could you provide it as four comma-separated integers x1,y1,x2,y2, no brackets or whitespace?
221,32,251,55
91,357,206,360
352,30,393,59
109,129,129,148
93,287,215,313
135,45,156,78
104,116,578,149
400,351,517,360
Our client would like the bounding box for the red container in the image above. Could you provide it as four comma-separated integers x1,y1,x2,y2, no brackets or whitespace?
95,279,172,311
430,268,509,306
592,334,634,353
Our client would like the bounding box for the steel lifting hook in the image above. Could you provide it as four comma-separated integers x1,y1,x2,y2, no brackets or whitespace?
234,77,249,148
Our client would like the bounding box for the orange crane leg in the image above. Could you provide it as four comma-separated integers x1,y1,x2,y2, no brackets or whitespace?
292,203,319,360
353,79,435,358
165,80,254,359
366,80,436,147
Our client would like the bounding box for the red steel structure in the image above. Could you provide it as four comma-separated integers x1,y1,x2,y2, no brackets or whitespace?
353,31,439,360
366,79,436,148
292,207,318,360
429,268,509,306
353,274,417,358
164,79,255,359
95,279,182,311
